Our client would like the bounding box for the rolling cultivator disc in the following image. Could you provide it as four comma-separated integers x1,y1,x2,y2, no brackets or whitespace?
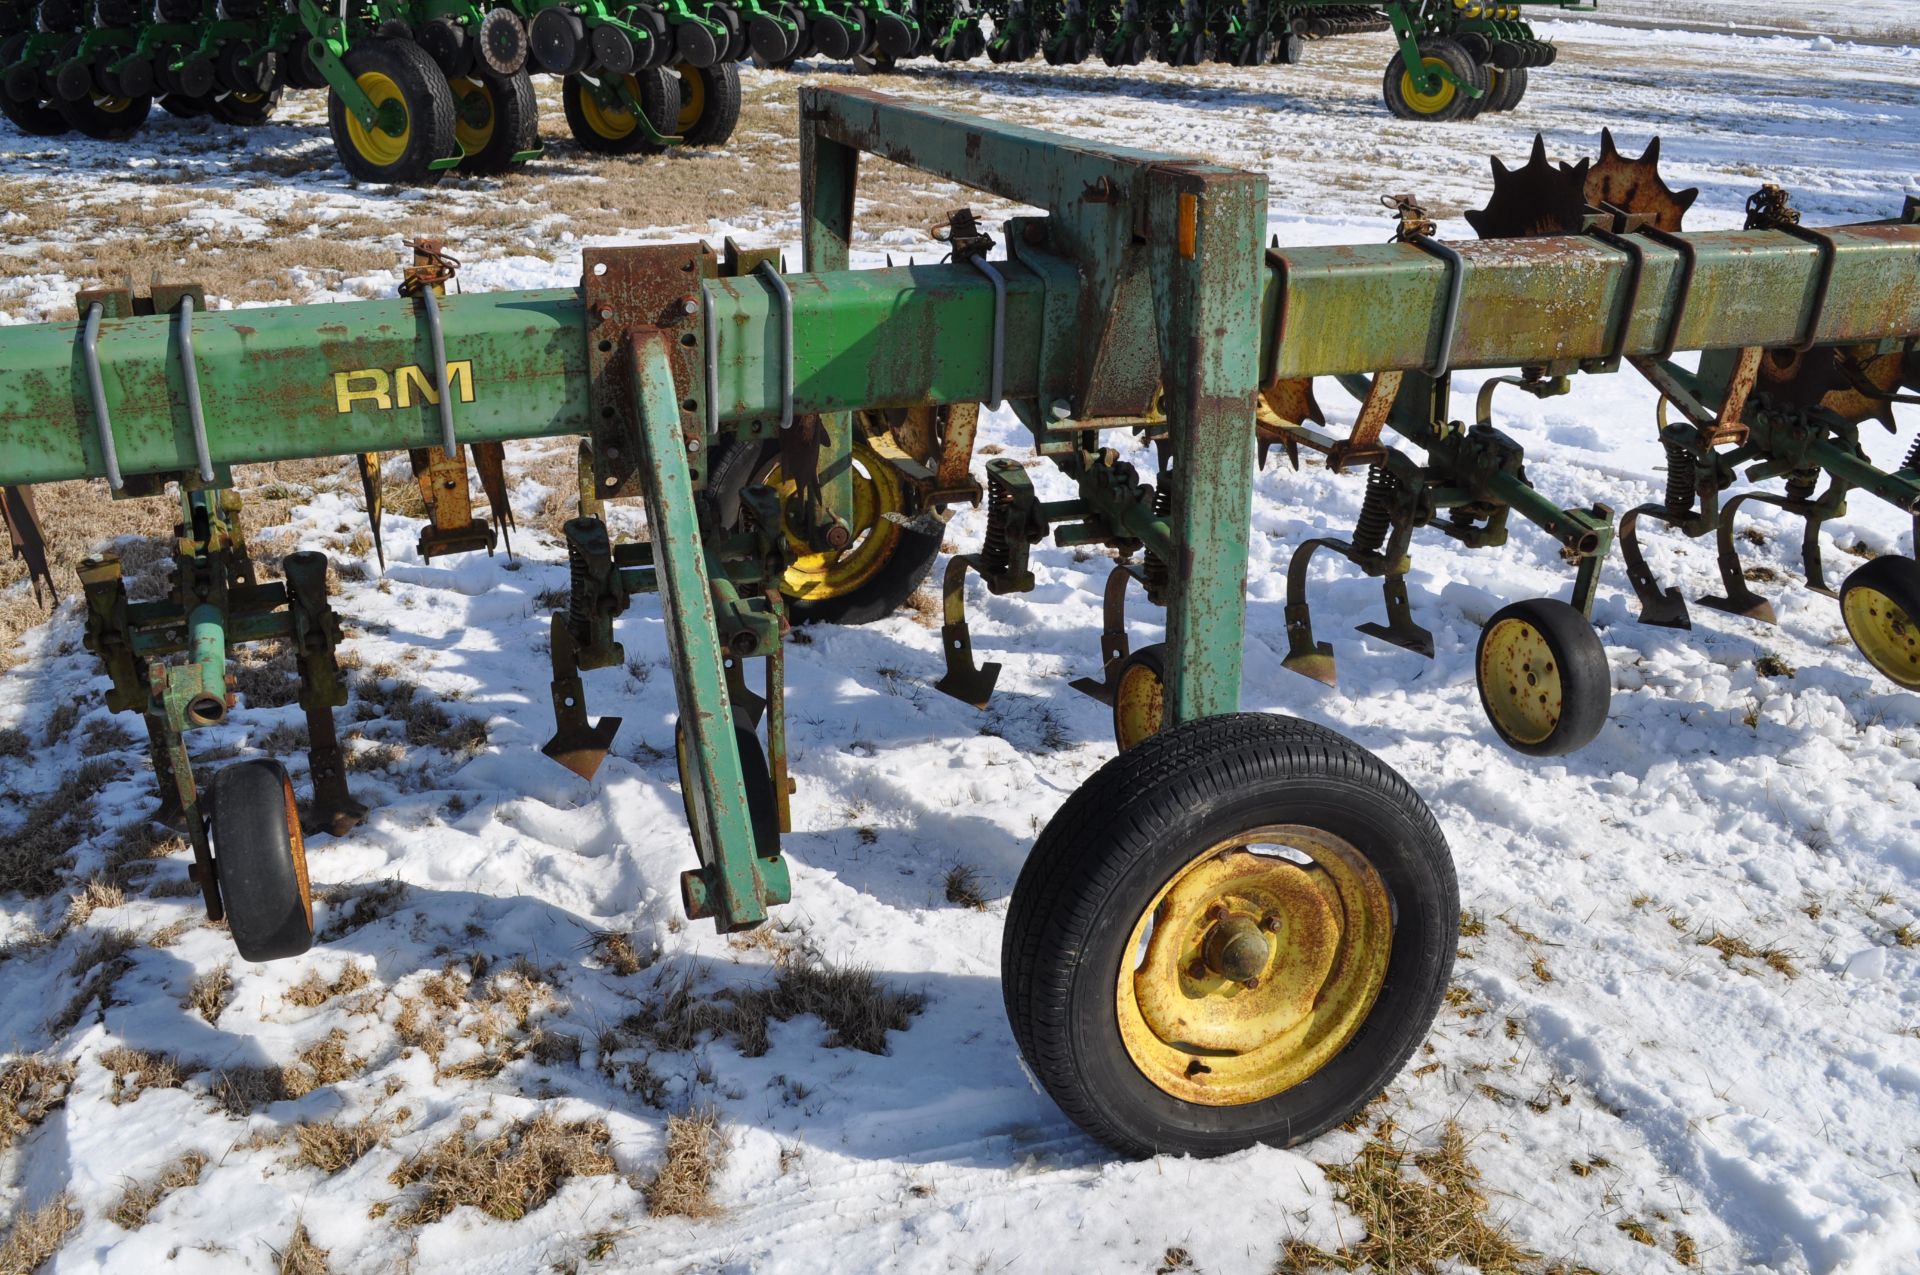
1,0,1577,182
6,87,1919,1162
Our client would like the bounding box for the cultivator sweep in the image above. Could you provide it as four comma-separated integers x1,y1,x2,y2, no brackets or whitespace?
1,0,1586,181
4,90,1919,1158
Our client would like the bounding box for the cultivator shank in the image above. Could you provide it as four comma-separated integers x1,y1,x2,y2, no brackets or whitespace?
4,88,1919,1155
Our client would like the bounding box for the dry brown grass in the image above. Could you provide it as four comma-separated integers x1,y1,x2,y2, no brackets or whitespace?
0,758,118,900
293,1114,397,1175
108,1151,207,1230
62,878,124,930
0,1194,82,1273
942,865,988,910
274,1221,332,1275
99,1045,202,1105
643,1107,726,1220
621,956,925,1060
186,966,234,1025
0,1053,75,1154
284,963,373,1009
314,879,408,942
591,931,649,977
210,1029,366,1116
48,927,140,1034
388,1111,616,1226
1698,929,1799,977
1278,1120,1536,1274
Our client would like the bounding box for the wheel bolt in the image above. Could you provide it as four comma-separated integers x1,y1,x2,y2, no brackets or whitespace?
1186,958,1208,980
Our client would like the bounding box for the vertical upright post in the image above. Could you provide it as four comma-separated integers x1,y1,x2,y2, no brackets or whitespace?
798,88,861,543
1147,166,1265,723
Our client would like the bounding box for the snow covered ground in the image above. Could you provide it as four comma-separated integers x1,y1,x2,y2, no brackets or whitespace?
3,16,1920,1275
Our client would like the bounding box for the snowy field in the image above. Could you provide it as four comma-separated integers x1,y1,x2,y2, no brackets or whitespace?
3,12,1920,1275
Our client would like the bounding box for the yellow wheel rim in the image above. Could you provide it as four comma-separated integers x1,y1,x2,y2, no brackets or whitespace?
1117,827,1393,1106
95,94,132,114
344,71,410,167
449,77,497,155
1844,584,1920,688
1399,55,1458,114
1478,616,1562,747
578,74,640,140
765,438,904,602
1113,653,1165,752
232,91,265,105
674,66,705,132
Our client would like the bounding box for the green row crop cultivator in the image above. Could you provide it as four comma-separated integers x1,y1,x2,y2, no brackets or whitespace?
1,0,1588,182
4,89,1919,1157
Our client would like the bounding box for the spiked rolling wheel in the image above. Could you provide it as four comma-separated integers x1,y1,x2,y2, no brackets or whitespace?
1382,38,1476,122
328,39,457,184
450,69,538,173
662,60,740,147
1581,129,1697,231
1111,643,1168,752
561,69,674,154
1475,598,1610,756
1840,556,1920,690
1466,135,1588,238
208,759,314,963
1003,713,1456,1158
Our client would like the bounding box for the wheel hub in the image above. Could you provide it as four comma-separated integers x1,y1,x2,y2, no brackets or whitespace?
1478,616,1561,746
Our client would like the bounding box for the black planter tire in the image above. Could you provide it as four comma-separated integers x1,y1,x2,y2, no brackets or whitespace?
208,86,282,126
1484,64,1527,112
326,38,457,185
208,759,315,963
662,59,739,147
1474,597,1610,756
1382,37,1476,122
560,68,674,154
1002,712,1457,1158
450,68,537,173
0,90,68,135
57,90,150,139
1839,555,1920,690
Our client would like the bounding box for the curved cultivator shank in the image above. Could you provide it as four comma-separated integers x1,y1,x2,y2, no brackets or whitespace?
1,0,1582,181
4,90,1918,1158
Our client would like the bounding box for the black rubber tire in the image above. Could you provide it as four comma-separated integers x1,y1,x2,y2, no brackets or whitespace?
158,91,209,119
709,436,946,627
57,90,150,139
1839,555,1920,690
1484,64,1528,113
1382,37,1475,122
0,89,68,135
207,87,281,126
560,68,674,155
1002,713,1457,1158
1474,597,1610,757
208,759,315,963
674,721,781,862
450,68,537,174
664,59,739,147
1110,641,1167,752
326,38,457,185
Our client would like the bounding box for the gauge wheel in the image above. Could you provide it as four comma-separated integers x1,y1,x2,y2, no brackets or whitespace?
57,90,151,140
1382,37,1476,122
327,38,457,184
208,759,315,963
1112,642,1168,752
663,58,739,147
710,432,947,626
1474,597,1611,756
560,67,675,154
1484,64,1528,112
1003,712,1456,1158
0,90,68,134
449,68,537,173
1840,555,1920,689
208,86,282,126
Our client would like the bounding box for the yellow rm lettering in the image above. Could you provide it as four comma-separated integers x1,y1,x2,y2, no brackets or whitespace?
394,360,477,409
333,368,391,413
333,361,477,414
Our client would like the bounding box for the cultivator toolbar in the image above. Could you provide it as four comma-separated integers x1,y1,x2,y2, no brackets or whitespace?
5,89,1919,1158
0,0,1586,182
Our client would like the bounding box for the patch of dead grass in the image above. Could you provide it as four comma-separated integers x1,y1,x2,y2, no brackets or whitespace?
0,1194,83,1273
210,1029,366,1116
1698,928,1799,977
387,1111,616,1226
0,1053,76,1153
643,1107,726,1220
99,1045,202,1105
293,1112,402,1175
0,758,119,900
284,963,373,1009
621,956,925,1060
109,1151,207,1230
274,1221,332,1275
186,965,234,1025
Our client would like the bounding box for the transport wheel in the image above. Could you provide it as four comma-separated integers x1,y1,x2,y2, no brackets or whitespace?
663,58,739,147
674,722,781,861
1474,598,1610,756
57,90,151,140
449,68,537,173
560,68,674,154
1002,713,1456,1158
1840,556,1920,689
327,38,457,185
207,759,315,963
711,434,947,626
1484,64,1527,112
1112,642,1167,752
208,87,281,126
1382,37,1475,122
0,90,68,135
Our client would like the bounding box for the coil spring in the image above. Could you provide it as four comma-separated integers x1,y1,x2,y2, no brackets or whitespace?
1143,478,1173,591
981,465,1014,575
1352,465,1395,556
1904,435,1920,473
1786,472,1817,503
1663,439,1696,516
